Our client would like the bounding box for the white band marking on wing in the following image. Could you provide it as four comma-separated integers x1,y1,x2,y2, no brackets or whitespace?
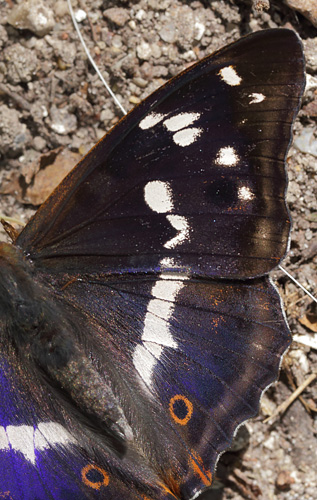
0,423,76,465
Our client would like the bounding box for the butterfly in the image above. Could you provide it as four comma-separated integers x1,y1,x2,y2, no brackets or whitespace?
0,28,305,500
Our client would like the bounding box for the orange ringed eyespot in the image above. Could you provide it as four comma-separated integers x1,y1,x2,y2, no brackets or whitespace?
169,394,193,425
81,464,109,490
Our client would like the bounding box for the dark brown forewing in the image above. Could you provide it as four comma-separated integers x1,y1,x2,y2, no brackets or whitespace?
16,29,305,279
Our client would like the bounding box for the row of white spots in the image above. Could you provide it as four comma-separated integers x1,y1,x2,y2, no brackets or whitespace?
135,175,254,386
216,65,262,202
0,423,76,464
139,69,264,171
163,113,202,147
139,111,203,148
134,179,190,386
144,174,254,217
144,180,189,249
134,63,265,385
133,275,188,388
218,65,266,104
214,67,241,168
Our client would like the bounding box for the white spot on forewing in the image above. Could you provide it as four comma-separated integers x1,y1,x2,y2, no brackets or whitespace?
249,92,265,104
144,180,173,213
238,185,255,201
163,112,201,132
144,181,190,250
173,127,203,147
218,66,242,86
0,423,76,465
139,112,167,130
215,146,239,167
160,257,177,269
164,215,189,249
140,111,203,147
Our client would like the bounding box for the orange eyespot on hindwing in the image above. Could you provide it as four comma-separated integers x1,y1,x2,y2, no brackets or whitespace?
81,464,109,490
169,395,193,426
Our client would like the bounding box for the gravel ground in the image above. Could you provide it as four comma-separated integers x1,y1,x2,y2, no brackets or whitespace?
0,1,316,499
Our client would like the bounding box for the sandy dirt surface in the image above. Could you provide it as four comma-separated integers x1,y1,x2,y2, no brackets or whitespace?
0,1,316,499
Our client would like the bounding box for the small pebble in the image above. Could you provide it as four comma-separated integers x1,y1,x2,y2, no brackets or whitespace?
136,41,152,61
4,44,38,84
304,40,317,72
7,0,55,37
0,105,31,157
128,20,136,30
100,108,114,123
133,77,148,89
135,9,146,21
54,1,69,18
74,9,87,23
294,128,317,157
285,0,317,28
50,106,77,135
159,22,176,44
103,7,130,27
33,136,47,152
276,470,295,491
194,21,205,41
129,96,141,104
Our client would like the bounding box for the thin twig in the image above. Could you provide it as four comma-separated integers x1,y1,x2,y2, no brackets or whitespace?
0,83,31,111
278,265,317,304
264,373,317,423
67,0,126,116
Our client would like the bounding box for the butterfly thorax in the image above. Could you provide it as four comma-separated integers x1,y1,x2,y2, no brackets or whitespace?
0,242,132,457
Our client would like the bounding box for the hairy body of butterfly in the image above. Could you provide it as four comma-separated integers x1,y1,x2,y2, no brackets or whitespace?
0,243,132,452
0,29,305,500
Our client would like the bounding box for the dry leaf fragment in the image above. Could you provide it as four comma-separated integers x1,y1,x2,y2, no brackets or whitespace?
24,149,82,205
299,312,317,332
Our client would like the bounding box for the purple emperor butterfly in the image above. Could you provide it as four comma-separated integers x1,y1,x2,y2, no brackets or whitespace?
0,28,305,500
